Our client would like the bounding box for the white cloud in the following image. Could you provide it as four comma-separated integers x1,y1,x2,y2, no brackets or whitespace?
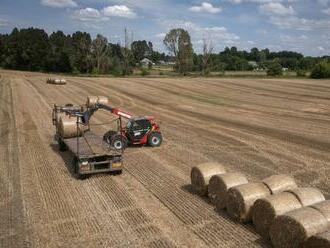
72,8,107,22
270,16,330,30
322,8,330,15
260,3,295,15
0,18,9,27
228,0,283,4
160,20,240,52
41,0,77,8
102,5,137,18
189,2,222,14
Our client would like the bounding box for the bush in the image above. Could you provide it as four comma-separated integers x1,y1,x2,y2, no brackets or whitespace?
310,61,330,79
267,62,283,76
140,68,150,76
159,71,164,75
296,70,306,77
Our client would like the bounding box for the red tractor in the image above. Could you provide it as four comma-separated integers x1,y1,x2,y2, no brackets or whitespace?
82,103,163,150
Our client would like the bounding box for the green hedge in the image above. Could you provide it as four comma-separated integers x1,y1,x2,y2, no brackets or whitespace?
310,61,330,79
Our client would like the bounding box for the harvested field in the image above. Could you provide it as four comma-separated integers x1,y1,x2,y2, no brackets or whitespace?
1,69,330,247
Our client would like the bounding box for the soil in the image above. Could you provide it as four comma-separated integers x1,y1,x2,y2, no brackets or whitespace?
1,69,329,247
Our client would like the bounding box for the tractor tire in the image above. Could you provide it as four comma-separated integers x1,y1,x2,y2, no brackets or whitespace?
104,131,127,151
148,132,162,147
58,139,67,151
111,134,128,151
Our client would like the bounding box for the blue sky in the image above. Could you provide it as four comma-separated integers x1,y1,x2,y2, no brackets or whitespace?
0,0,329,56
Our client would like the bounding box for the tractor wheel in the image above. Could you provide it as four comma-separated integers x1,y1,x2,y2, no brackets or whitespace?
111,134,128,151
58,139,67,151
148,132,162,147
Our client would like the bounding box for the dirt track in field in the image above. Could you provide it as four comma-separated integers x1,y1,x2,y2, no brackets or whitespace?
1,69,330,247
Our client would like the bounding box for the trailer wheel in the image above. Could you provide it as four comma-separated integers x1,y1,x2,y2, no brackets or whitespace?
148,132,162,147
58,139,67,151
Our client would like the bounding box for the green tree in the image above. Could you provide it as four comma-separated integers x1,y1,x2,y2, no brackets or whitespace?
267,60,283,76
310,61,330,79
164,28,193,74
131,40,152,63
91,34,108,73
71,31,92,73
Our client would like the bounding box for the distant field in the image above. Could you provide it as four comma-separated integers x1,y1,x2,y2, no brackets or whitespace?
1,69,329,247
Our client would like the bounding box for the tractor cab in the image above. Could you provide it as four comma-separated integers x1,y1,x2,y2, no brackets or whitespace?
125,117,153,143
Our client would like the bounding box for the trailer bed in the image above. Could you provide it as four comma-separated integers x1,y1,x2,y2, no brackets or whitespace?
63,131,119,158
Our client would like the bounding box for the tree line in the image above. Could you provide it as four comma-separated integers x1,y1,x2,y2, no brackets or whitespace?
0,27,329,78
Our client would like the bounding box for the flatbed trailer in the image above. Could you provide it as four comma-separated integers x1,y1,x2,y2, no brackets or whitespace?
53,105,123,179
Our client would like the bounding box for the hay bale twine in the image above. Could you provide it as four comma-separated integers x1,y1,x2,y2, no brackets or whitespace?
208,172,248,209
86,96,109,107
190,162,226,196
253,188,325,240
262,174,297,194
269,207,329,248
58,116,85,139
287,187,325,206
304,231,330,248
226,182,271,223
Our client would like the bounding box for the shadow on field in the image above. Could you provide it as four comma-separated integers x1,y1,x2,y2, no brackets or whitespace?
181,184,270,248
50,143,76,178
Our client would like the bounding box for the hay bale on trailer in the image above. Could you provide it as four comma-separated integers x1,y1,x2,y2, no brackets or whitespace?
304,231,330,248
226,175,297,223
262,174,297,194
58,116,86,139
190,162,226,196
252,188,325,240
270,201,330,248
208,172,248,208
86,96,109,107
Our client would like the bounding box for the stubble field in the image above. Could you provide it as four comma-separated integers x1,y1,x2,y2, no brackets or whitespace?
1,69,330,247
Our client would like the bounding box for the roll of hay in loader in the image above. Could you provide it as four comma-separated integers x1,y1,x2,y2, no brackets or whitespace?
310,200,330,223
86,96,109,107
58,116,86,139
252,188,325,240
304,231,330,248
262,174,297,194
287,187,325,206
208,172,248,209
226,182,271,223
190,162,226,196
269,204,330,248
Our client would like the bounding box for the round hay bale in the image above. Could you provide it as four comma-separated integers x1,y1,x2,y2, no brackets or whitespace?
304,231,330,248
253,188,325,240
252,192,303,240
262,174,297,194
208,172,248,209
58,116,85,139
86,96,109,107
190,162,226,196
269,207,329,248
226,182,271,223
287,187,325,206
310,200,330,223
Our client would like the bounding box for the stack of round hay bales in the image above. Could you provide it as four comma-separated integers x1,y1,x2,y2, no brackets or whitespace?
252,187,325,240
270,200,330,248
208,172,248,209
304,231,330,248
190,162,226,196
226,175,297,223
86,96,109,107
58,115,86,139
